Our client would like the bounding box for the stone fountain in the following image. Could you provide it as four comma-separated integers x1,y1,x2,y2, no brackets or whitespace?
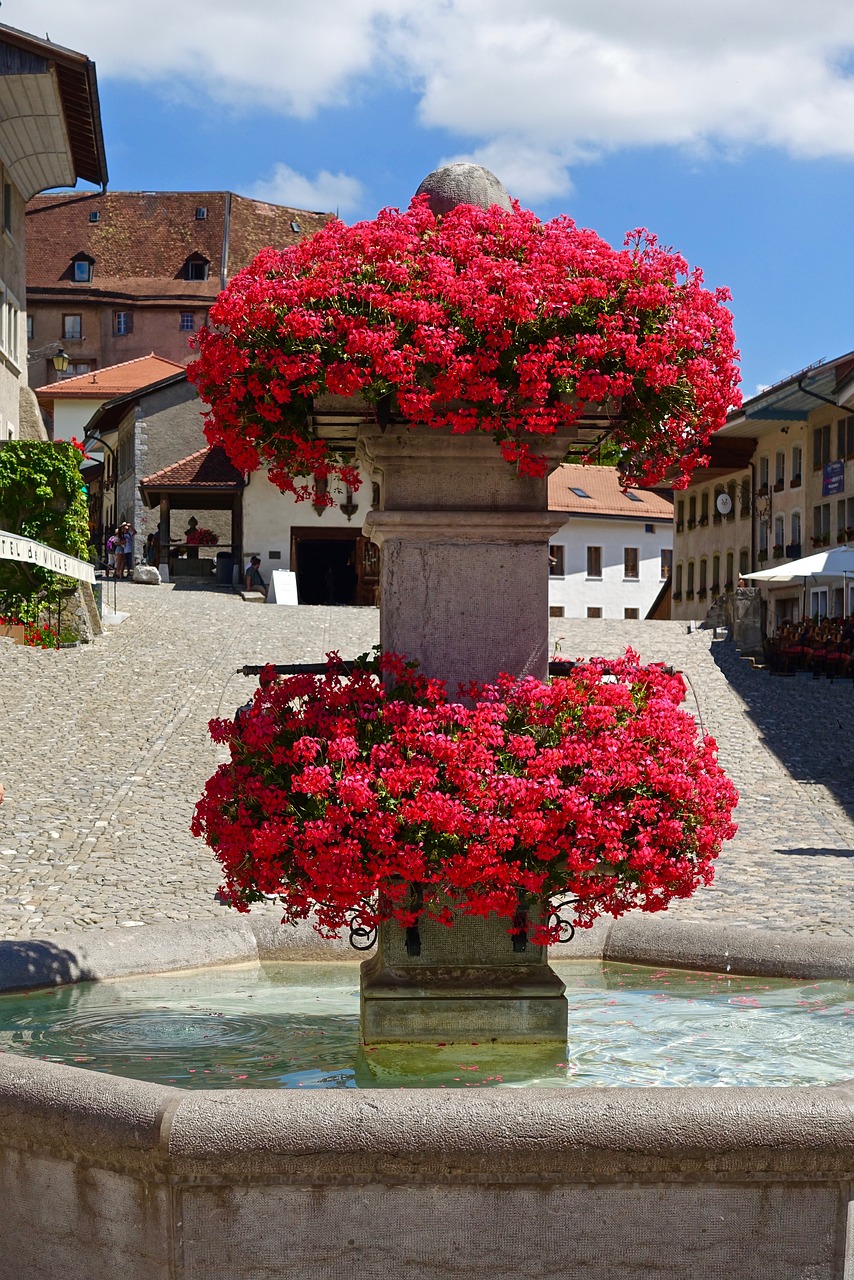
0,166,851,1280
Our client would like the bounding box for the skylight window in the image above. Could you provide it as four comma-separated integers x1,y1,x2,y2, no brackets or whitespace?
195,207,207,220
570,486,591,498
290,220,301,233
627,492,643,502
89,210,100,223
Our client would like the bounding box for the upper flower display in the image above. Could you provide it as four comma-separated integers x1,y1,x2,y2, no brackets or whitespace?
189,196,740,500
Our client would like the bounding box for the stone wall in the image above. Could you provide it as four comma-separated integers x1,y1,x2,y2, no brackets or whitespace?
0,917,851,1280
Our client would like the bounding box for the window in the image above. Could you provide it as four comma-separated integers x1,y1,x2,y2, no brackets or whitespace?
185,256,210,281
63,314,82,340
644,523,654,534
58,361,91,379
549,606,565,618
739,548,749,577
688,494,697,527
180,312,195,332
195,206,208,220
790,511,801,552
586,607,602,618
774,515,785,557
759,520,769,558
674,563,683,597
290,219,301,234
73,258,93,283
3,181,11,235
26,314,33,341
113,310,133,336
624,607,639,619
813,503,831,543
836,417,854,460
739,476,751,516
627,492,642,503
774,451,785,489
549,545,564,575
623,547,639,579
813,423,831,469
660,548,673,579
791,444,802,485
570,486,591,498
686,561,695,598
586,546,602,578
699,490,709,525
676,499,684,531
89,210,100,223
712,554,720,590
699,558,708,596
725,552,734,589
713,484,724,523
758,456,770,493
838,499,847,539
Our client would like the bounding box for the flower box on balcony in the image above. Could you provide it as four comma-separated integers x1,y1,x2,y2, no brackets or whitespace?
758,551,769,563
757,484,769,497
710,581,720,594
773,545,784,559
773,480,785,493
785,544,801,559
676,522,684,533
790,475,801,488
698,516,709,527
724,580,734,590
698,587,707,599
685,590,694,600
672,591,682,601
687,519,697,530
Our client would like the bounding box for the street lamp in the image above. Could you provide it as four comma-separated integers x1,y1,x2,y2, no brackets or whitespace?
27,342,72,374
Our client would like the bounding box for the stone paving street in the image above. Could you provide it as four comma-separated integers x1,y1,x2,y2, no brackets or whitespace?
0,583,851,940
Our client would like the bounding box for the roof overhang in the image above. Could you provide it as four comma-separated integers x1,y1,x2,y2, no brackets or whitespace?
138,484,241,512
0,24,107,198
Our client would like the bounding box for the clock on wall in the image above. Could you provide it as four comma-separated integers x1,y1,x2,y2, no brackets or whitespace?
716,493,733,516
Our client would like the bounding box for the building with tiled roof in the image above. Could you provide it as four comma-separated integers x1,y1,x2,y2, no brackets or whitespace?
25,191,332,387
33,353,185,445
546,465,673,620
0,22,106,442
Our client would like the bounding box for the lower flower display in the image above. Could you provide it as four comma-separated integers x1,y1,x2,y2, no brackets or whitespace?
193,649,738,944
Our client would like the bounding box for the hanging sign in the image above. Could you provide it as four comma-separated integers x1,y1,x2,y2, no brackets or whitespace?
0,529,95,584
823,460,845,496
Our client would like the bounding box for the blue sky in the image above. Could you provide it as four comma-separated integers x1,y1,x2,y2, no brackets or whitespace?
12,0,854,397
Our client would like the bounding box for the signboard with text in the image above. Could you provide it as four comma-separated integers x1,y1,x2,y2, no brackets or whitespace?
823,460,845,496
0,530,95,584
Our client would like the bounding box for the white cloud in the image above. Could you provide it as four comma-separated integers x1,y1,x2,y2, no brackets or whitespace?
15,0,854,198
249,164,363,214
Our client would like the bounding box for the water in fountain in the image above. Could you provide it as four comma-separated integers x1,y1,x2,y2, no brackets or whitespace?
0,960,850,1089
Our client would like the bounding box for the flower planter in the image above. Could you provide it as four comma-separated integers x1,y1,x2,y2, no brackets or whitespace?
0,623,26,645
360,904,567,1047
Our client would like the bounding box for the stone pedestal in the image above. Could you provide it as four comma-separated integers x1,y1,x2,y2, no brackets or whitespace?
358,425,572,689
351,424,577,1045
360,909,567,1047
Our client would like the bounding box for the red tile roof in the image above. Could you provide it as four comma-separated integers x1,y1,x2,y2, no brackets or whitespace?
141,446,243,490
25,191,332,302
34,354,185,400
549,465,673,519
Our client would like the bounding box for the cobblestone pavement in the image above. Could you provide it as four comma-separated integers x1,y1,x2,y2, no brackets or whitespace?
0,585,851,941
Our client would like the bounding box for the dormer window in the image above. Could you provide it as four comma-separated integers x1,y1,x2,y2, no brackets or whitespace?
195,206,207,221
89,210,100,223
71,253,94,283
184,253,210,281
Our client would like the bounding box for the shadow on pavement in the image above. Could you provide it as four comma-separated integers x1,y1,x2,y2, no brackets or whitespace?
710,637,854,823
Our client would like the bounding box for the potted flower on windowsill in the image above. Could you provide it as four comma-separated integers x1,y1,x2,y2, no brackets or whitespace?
773,543,784,559
758,549,769,563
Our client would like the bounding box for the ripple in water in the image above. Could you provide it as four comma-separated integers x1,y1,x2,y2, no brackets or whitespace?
0,961,850,1090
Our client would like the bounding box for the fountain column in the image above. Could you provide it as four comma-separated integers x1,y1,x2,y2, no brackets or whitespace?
350,162,584,1048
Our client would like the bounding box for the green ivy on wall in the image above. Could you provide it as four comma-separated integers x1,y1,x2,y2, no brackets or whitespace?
0,440,90,620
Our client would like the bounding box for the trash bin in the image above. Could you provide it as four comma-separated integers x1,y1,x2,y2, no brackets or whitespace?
215,551,234,585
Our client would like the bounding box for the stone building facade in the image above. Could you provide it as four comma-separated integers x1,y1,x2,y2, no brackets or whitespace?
672,349,854,629
0,24,106,442
25,192,331,388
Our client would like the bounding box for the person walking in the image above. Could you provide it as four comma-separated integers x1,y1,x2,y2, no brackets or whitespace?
121,523,136,578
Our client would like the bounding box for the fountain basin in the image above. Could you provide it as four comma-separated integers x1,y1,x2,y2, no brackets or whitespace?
0,915,852,1280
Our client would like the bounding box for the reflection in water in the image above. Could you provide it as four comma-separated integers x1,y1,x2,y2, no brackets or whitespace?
0,960,850,1090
